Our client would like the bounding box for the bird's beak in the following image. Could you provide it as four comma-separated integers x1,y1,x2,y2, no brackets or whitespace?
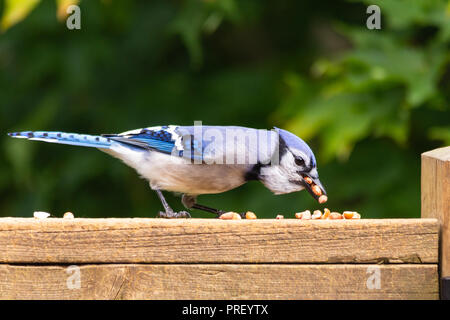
300,173,327,203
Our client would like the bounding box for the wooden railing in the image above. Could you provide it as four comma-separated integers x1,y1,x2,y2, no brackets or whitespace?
0,146,448,299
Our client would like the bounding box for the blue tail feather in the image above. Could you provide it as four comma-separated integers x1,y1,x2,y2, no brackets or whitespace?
8,131,112,149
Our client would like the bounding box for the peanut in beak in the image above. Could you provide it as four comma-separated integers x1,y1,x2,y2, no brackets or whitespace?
318,195,328,204
312,185,322,196
303,175,327,203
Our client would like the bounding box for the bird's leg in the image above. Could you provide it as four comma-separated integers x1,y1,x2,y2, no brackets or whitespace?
154,189,190,218
192,203,225,216
182,195,244,218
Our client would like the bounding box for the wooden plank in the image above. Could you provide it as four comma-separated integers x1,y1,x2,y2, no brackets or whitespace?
422,147,450,277
0,218,438,264
0,264,438,300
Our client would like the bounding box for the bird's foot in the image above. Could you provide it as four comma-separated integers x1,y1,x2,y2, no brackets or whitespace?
157,210,191,219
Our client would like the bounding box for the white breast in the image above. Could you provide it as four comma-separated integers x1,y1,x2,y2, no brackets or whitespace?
102,144,248,195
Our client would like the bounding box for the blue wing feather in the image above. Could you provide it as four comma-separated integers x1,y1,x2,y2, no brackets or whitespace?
119,127,205,161
109,127,180,156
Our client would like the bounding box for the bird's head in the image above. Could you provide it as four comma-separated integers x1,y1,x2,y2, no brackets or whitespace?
258,127,327,203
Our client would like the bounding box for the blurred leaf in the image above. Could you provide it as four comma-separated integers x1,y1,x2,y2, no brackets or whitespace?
287,93,373,161
4,139,34,186
429,126,450,145
56,0,80,21
280,0,449,165
340,28,445,107
4,92,60,186
170,0,205,68
1,0,41,31
170,0,240,68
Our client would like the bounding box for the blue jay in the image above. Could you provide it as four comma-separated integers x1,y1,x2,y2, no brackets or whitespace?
8,125,327,218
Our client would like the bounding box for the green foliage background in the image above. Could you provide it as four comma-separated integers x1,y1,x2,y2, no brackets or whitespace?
0,0,448,218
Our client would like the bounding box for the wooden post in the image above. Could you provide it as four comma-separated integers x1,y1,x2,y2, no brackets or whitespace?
421,147,450,283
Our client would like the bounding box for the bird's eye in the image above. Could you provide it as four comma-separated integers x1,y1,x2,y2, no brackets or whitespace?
295,158,305,166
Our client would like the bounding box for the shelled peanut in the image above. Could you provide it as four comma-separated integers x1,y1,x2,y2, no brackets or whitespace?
295,210,311,220
311,185,322,196
312,210,322,219
219,211,258,220
245,211,257,219
295,208,361,220
343,211,361,219
63,212,74,219
304,177,313,184
329,212,343,219
322,208,331,219
219,212,242,220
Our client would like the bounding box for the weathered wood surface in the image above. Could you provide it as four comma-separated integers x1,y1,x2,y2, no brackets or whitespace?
0,218,438,264
0,264,438,300
422,146,450,277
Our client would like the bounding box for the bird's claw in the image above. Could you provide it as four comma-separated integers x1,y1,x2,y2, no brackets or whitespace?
157,210,191,219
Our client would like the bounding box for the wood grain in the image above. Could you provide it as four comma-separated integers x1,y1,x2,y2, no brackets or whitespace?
422,147,450,277
0,264,438,300
0,218,438,264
